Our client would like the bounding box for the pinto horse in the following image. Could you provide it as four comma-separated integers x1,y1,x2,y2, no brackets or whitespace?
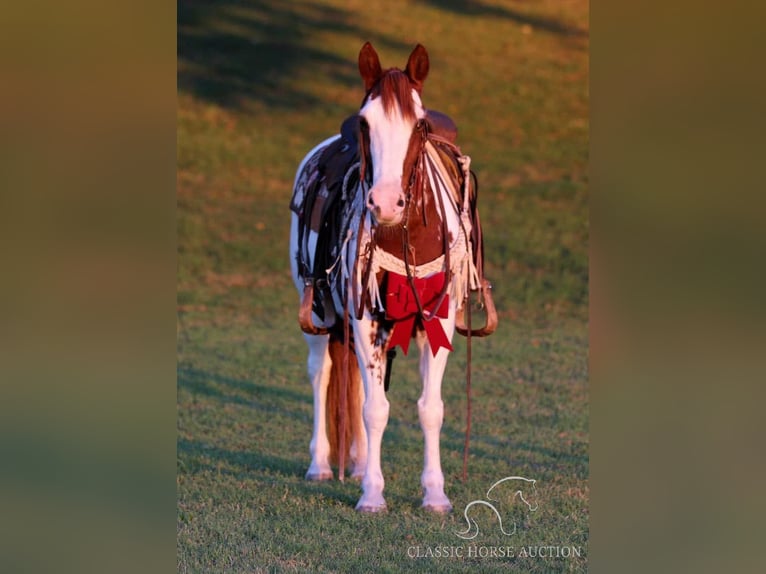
289,42,495,513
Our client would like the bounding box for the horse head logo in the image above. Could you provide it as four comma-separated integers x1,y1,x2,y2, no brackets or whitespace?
454,476,539,540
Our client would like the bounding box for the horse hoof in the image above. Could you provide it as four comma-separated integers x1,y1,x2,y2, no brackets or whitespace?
356,502,387,513
305,471,333,481
422,502,453,514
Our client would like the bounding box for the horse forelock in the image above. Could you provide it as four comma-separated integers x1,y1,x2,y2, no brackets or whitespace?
368,69,419,122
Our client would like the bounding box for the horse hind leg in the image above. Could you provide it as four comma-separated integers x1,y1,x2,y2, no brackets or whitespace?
305,333,333,481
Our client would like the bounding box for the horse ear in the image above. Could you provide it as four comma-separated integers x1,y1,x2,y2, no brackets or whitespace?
405,44,429,93
358,42,383,92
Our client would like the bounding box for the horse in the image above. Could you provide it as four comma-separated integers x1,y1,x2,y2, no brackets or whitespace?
454,476,539,539
289,42,495,513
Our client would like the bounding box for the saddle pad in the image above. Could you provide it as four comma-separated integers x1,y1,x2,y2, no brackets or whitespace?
309,184,331,232
290,144,326,216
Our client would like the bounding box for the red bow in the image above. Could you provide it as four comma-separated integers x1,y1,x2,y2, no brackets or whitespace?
385,271,453,356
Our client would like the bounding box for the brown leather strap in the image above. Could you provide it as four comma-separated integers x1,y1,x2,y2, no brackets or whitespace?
299,280,330,335
401,144,452,325
353,208,371,321
463,292,472,482
338,286,350,482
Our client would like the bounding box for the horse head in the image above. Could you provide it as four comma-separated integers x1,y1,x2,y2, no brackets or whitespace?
357,42,430,226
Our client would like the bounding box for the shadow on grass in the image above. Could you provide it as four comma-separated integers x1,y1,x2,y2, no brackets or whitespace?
177,437,362,506
416,0,588,38
178,0,410,109
437,423,588,481
178,366,311,422
178,436,306,477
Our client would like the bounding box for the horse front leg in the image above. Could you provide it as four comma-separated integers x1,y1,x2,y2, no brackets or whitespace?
352,315,389,512
416,306,456,513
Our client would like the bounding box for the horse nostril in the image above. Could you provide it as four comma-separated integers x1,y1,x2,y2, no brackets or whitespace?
396,198,405,207
368,195,375,206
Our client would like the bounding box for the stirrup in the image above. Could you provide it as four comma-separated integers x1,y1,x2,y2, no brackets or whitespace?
456,278,498,337
299,279,330,335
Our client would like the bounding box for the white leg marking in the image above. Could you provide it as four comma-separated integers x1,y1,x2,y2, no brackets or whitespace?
305,333,333,481
353,316,389,512
417,305,456,512
349,376,368,481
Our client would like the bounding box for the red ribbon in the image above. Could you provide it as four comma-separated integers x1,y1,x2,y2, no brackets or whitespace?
385,271,453,356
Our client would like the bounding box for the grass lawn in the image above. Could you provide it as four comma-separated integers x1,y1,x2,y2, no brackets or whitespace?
178,1,588,571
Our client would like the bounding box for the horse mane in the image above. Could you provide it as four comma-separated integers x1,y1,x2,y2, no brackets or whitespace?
368,69,418,122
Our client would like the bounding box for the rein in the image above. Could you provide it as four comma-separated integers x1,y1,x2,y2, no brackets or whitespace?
400,120,452,327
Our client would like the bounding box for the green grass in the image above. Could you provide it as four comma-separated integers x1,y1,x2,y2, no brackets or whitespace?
178,0,588,571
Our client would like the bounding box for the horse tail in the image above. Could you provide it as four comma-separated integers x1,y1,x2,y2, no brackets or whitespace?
326,336,362,472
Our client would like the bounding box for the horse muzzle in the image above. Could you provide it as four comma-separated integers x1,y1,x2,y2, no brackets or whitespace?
367,183,406,226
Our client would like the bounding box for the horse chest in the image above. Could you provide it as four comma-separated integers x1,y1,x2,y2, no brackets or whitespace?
373,215,446,265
